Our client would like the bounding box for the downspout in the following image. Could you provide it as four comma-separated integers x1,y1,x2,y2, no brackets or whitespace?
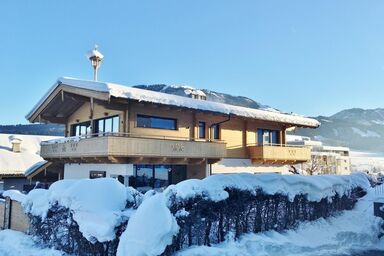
209,114,231,141
207,114,231,177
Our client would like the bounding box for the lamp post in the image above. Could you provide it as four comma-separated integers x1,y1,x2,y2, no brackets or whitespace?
87,45,104,81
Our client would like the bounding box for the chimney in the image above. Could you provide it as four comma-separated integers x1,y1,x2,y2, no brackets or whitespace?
9,136,22,153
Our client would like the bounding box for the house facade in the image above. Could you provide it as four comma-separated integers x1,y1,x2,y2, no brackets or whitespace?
26,77,320,191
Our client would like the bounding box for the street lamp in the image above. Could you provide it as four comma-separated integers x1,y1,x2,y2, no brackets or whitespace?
87,45,104,81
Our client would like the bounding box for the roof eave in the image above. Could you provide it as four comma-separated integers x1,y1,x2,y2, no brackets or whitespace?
26,78,110,123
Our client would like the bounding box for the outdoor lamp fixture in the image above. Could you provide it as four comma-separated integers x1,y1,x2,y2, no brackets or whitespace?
87,45,104,81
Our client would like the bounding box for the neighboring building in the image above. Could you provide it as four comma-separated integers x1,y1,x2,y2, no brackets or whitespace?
26,77,319,191
287,135,351,175
0,134,63,192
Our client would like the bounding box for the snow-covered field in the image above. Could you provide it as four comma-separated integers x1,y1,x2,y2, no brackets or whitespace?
351,151,384,173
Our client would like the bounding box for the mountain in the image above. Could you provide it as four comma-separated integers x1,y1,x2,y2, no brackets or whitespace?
293,108,384,152
0,124,64,136
133,84,273,110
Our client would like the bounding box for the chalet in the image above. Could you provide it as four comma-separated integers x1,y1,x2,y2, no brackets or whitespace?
0,134,62,192
26,77,320,191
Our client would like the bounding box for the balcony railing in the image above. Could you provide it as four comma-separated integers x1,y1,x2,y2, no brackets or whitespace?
248,143,311,164
40,133,227,160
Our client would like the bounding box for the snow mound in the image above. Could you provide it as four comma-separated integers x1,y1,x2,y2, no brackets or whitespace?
117,193,179,256
2,190,26,203
0,230,66,256
164,172,370,202
23,178,139,243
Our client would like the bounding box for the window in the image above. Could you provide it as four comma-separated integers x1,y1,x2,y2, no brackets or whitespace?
71,121,91,137
94,116,119,136
134,165,171,191
212,124,220,140
257,129,280,145
89,171,106,179
198,121,206,139
137,115,177,130
154,165,170,188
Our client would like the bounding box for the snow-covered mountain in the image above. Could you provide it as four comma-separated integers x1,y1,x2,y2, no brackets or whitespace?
133,84,272,110
0,124,64,136
294,108,384,151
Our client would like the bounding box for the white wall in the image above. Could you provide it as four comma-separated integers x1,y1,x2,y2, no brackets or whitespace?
64,163,134,185
211,159,290,174
336,156,351,175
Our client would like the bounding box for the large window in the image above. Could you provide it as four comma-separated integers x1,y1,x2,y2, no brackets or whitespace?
71,121,91,137
198,121,206,139
212,124,220,140
94,116,119,136
137,115,177,130
257,129,280,145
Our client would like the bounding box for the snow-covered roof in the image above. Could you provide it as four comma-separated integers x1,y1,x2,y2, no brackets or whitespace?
0,134,61,177
286,135,349,152
322,145,350,152
26,77,320,128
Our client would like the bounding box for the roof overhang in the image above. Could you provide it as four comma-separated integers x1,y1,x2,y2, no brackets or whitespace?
26,79,110,123
26,77,321,128
25,161,52,180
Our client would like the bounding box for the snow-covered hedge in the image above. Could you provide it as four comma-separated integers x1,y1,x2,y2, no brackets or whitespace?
117,173,370,256
23,178,143,255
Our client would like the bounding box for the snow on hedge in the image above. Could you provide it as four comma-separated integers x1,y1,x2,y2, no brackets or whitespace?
117,173,370,256
176,185,384,256
27,77,320,128
23,178,139,243
117,193,179,256
164,172,370,202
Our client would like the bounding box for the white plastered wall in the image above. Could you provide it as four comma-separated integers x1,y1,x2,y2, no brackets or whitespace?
64,163,134,185
211,159,291,175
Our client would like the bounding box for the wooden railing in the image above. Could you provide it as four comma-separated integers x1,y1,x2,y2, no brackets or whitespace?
248,144,311,164
41,133,227,160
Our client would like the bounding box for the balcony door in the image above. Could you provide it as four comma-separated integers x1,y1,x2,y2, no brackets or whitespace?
169,165,187,185
257,129,279,145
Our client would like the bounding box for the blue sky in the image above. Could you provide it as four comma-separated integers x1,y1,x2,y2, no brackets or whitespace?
1,1,384,124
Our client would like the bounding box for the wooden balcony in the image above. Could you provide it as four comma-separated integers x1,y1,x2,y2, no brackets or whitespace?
40,133,227,164
248,144,311,164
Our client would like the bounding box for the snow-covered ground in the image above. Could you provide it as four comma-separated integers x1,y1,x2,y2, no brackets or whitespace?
177,185,384,256
0,230,66,256
351,151,384,174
